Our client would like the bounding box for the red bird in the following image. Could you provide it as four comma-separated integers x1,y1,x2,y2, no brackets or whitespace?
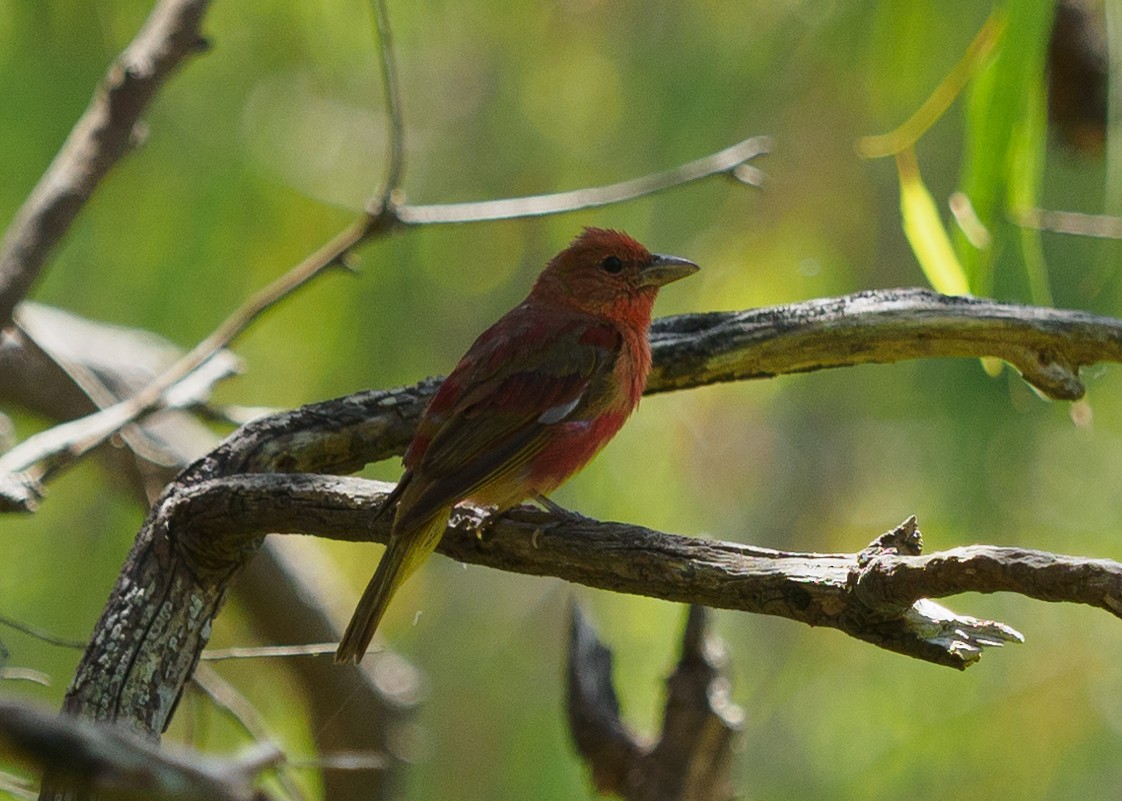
336,228,698,662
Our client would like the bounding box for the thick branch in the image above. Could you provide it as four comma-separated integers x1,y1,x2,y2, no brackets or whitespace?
646,288,1122,400
0,700,278,801
9,286,1118,512
119,288,1122,487
65,468,1107,742
0,0,211,330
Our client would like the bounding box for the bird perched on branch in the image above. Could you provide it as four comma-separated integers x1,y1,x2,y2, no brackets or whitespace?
336,227,698,663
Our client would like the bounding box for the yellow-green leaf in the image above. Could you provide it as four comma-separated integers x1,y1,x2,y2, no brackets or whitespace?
897,150,970,296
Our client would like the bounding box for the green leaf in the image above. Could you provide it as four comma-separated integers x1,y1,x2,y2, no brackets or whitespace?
899,150,971,296
957,0,1055,298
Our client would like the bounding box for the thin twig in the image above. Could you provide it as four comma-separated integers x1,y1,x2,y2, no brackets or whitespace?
191,665,307,801
12,309,235,491
191,665,276,744
0,667,52,687
0,610,344,662
288,752,388,773
395,135,770,224
0,0,212,331
0,214,383,487
1014,206,1122,239
369,0,405,207
200,644,345,661
0,612,85,650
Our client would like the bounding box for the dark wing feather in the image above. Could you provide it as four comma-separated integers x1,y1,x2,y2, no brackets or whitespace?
395,311,620,528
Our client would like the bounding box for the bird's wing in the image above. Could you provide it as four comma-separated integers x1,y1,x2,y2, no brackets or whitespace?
395,312,622,528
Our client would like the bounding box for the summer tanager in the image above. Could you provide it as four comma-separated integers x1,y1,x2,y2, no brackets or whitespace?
335,227,698,662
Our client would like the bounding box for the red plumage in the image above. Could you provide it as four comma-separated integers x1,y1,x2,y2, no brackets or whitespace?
336,228,698,662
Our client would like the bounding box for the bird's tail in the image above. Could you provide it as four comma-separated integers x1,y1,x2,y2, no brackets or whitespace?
335,511,449,664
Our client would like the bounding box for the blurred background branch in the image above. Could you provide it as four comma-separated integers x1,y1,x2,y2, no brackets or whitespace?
0,0,211,331
0,699,280,801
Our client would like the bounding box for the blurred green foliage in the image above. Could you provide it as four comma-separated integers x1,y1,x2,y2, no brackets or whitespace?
4,1,1122,799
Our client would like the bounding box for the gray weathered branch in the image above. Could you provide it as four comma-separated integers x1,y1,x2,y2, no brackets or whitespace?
9,286,1119,513
60,463,1120,750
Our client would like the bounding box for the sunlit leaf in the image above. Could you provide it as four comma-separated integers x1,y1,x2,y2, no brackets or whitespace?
898,149,970,296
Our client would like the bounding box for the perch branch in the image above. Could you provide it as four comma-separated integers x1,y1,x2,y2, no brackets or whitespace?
61,467,1117,744
0,0,212,330
5,286,1121,512
152,475,1044,670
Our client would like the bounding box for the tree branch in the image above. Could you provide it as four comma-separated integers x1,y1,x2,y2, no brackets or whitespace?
0,0,212,330
6,286,1121,511
61,462,1115,749
567,604,742,801
160,476,1043,669
0,700,278,801
391,136,769,224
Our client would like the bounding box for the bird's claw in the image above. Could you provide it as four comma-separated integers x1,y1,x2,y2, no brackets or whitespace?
533,492,596,524
452,503,501,542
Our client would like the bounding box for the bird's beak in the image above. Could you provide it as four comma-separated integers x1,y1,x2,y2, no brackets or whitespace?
637,254,700,287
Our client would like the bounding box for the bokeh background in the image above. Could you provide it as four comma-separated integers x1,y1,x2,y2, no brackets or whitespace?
4,1,1122,799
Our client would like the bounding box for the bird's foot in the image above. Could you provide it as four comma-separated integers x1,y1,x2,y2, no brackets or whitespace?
452,503,501,542
532,492,595,524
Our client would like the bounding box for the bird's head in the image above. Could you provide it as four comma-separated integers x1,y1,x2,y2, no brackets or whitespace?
529,228,698,324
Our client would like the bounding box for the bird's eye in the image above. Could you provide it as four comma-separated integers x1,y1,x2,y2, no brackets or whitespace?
600,255,624,274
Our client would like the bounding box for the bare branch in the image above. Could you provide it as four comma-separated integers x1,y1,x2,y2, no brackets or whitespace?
145,474,1041,668
39,284,1122,751
0,0,212,330
369,0,406,206
0,305,418,801
58,462,1114,747
568,605,742,801
0,215,381,505
644,287,1120,401
0,699,279,801
6,286,1120,512
394,136,770,224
